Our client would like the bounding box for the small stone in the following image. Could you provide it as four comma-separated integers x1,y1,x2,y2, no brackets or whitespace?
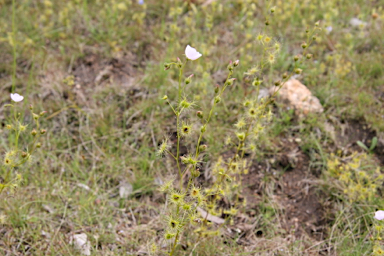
270,79,323,117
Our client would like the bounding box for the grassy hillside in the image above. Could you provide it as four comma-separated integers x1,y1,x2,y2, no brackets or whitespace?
0,0,383,255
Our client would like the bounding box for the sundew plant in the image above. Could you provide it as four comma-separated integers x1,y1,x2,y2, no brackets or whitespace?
1,93,46,195
156,6,320,255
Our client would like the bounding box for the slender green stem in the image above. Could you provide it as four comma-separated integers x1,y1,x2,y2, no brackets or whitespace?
176,62,186,189
165,149,177,160
166,100,177,116
194,72,232,159
169,230,180,256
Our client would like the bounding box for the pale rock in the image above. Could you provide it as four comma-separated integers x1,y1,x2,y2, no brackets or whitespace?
270,79,323,116
119,182,133,199
71,233,91,256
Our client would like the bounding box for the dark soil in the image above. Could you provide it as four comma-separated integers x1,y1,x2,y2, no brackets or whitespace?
242,137,328,241
336,119,384,165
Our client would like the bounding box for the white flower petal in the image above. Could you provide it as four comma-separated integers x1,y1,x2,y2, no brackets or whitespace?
185,45,202,60
375,210,384,220
350,18,367,27
10,93,24,102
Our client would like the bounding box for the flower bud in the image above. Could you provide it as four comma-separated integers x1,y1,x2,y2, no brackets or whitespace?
252,78,262,87
196,111,203,119
306,54,313,59
214,84,220,94
274,80,281,86
233,60,240,67
301,42,308,49
40,129,47,135
33,113,39,120
29,105,33,110
312,35,317,41
214,96,221,103
36,143,41,148
200,126,206,133
31,129,37,136
177,58,182,68
227,61,233,71
191,169,200,178
270,6,276,13
185,74,194,84
282,73,288,79
6,124,13,130
294,55,300,62
265,20,270,26
39,111,47,116
164,63,171,70
225,78,236,86
372,13,378,19
294,68,303,74
199,144,207,152
315,21,320,27
162,95,168,100
21,152,28,158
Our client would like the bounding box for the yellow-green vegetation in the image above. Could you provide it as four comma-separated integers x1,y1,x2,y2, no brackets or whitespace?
0,0,383,255
326,152,384,203
1,100,46,195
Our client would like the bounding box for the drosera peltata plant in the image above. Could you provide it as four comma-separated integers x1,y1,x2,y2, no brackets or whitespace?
1,93,46,195
157,14,320,255
160,45,239,255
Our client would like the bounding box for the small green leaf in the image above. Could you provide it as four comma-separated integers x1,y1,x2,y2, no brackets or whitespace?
357,141,369,151
370,137,378,151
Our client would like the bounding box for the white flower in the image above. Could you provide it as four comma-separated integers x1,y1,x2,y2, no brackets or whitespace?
350,18,367,28
374,210,384,220
10,93,24,102
185,45,202,60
